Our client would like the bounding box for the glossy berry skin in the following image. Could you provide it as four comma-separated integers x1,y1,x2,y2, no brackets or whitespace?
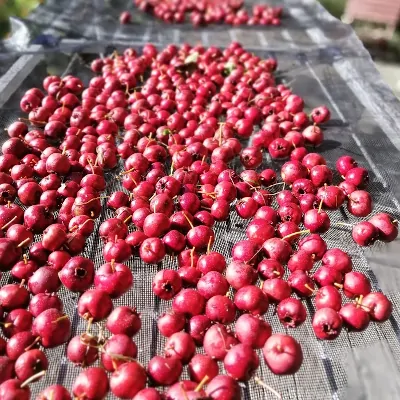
72,367,109,400
312,308,342,340
262,334,303,375
223,344,260,381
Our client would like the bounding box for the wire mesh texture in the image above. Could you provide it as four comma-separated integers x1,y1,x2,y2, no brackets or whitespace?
2,1,400,400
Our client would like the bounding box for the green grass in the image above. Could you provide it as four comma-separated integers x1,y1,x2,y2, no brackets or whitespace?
318,0,346,19
0,0,40,38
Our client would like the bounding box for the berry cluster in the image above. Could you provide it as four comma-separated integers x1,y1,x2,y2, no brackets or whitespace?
0,41,396,399
134,0,283,26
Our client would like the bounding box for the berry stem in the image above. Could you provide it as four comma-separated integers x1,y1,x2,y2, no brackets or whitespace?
17,238,31,248
53,315,69,324
123,215,132,224
74,196,109,206
20,370,46,388
180,383,189,400
24,336,41,351
255,376,282,399
195,375,209,392
281,229,310,241
183,212,194,229
318,197,323,213
304,284,315,294
0,215,17,230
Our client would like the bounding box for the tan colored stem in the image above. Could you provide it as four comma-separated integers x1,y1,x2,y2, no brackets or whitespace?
255,376,282,399
281,229,310,241
20,370,46,388
1,215,17,230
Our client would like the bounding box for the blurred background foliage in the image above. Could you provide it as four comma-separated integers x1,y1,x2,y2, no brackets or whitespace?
0,0,346,38
0,0,40,38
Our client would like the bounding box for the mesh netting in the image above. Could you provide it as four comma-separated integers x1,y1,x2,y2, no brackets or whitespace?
1,1,400,399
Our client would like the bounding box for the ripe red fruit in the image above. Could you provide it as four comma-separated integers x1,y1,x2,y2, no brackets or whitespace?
302,125,323,146
205,295,236,324
14,349,48,382
101,334,138,372
347,190,372,217
246,218,275,245
315,286,342,311
288,270,316,298
231,239,260,265
263,237,293,263
28,266,61,295
32,308,71,348
343,271,371,298
67,334,99,366
234,285,269,316
287,250,314,273
235,313,272,349
268,138,291,159
1,378,32,399
313,266,343,287
139,237,166,263
106,306,141,337
77,289,113,321
262,278,292,303
0,356,14,384
205,375,241,400
6,331,39,360
203,324,238,361
134,388,162,400
316,185,345,211
345,167,369,188
336,155,357,175
94,262,133,298
103,238,132,263
369,213,398,242
311,105,330,124
165,332,196,364
143,213,171,237
197,251,226,274
298,233,327,261
257,259,284,279
226,261,257,290
152,269,182,300
312,308,342,340
240,147,263,169
148,356,182,386
303,209,330,233
276,298,307,327
8,254,34,280
224,344,259,381
2,309,33,337
262,334,303,375
0,284,29,311
72,367,109,400
172,289,205,317
157,311,185,338
352,221,379,246
187,315,211,346
0,238,22,271
361,292,392,322
36,385,71,400
281,161,308,184
59,256,94,293
189,354,219,383
322,248,352,274
339,303,370,331
29,293,62,317
111,362,147,398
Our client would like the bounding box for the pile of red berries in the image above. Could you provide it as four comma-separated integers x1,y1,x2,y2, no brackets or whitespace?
134,0,283,26
0,41,396,399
